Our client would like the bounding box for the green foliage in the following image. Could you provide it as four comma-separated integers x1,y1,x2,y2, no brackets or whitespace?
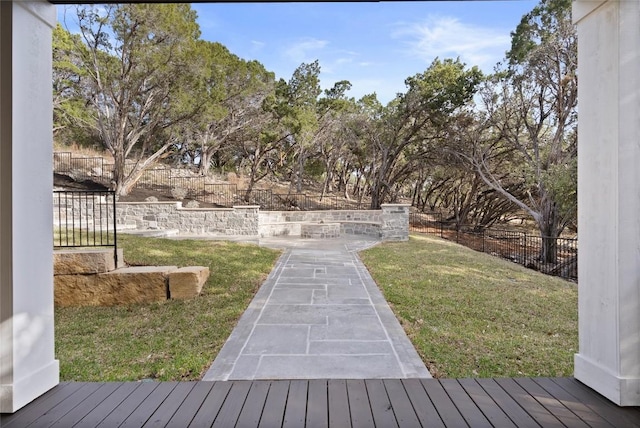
52,1,577,234
304,157,325,179
52,24,95,143
543,156,577,224
403,58,484,116
507,0,572,65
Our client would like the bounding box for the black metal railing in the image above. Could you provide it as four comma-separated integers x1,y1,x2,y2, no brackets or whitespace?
409,212,578,281
53,190,118,265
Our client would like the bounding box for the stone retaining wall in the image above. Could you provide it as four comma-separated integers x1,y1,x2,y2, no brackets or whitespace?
114,202,409,241
58,198,410,241
115,202,259,236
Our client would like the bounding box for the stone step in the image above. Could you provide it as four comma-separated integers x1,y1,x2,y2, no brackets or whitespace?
55,265,177,307
54,248,124,275
54,265,210,307
119,228,180,238
169,266,210,300
117,223,138,230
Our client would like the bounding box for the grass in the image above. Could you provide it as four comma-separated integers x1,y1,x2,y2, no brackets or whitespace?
54,227,114,248
56,232,577,381
360,233,578,379
55,234,281,382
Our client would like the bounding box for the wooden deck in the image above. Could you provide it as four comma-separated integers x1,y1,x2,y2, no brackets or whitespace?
2,378,639,427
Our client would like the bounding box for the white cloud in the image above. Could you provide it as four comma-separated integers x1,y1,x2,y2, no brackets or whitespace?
393,15,511,71
250,40,266,52
283,38,329,64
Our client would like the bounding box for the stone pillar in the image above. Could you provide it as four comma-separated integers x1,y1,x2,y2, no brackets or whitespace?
573,0,640,406
233,205,260,236
381,204,410,241
0,1,59,413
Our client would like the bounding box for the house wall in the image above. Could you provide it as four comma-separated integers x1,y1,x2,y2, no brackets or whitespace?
0,1,59,413
573,0,640,406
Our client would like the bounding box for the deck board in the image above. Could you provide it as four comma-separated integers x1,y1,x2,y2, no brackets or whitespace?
421,378,469,427
402,378,446,428
532,378,615,428
76,383,140,427
514,377,591,428
366,378,399,428
551,378,640,428
50,382,123,428
2,378,639,427
306,379,328,428
143,382,196,427
1,382,84,428
475,379,541,428
211,380,252,428
29,382,108,427
494,378,564,427
189,381,232,428
258,380,289,428
282,380,307,428
119,381,179,427
440,378,493,428
458,378,517,428
327,379,350,427
384,379,422,428
165,381,214,428
282,380,309,428
235,380,271,428
346,379,375,428
95,382,159,428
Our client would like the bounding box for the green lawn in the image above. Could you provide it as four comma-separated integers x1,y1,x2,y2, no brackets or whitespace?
56,233,577,381
55,235,281,381
360,233,578,378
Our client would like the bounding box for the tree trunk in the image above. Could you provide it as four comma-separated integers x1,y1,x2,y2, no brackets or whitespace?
296,147,305,193
198,149,212,176
538,197,560,264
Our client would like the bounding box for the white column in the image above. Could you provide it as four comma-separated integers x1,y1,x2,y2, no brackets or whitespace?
573,0,640,406
0,1,59,413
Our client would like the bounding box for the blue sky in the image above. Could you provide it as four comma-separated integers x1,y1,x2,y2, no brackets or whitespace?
58,1,538,104
191,1,538,104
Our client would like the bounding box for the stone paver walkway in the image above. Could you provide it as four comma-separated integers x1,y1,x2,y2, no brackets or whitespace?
203,236,431,380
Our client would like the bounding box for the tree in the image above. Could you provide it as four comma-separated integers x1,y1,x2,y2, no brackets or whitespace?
52,24,93,142
72,4,205,195
366,58,483,209
183,41,276,177
459,0,577,262
285,61,322,193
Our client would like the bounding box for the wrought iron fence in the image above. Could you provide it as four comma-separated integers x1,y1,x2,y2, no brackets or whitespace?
409,212,578,280
53,190,118,265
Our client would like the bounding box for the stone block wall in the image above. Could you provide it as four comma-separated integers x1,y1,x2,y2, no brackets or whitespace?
103,201,410,241
381,204,410,241
258,210,386,239
115,202,259,236
259,210,383,224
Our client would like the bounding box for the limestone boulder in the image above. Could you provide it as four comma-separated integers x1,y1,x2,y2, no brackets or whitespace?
54,248,123,275
54,265,177,307
169,266,210,300
55,274,100,306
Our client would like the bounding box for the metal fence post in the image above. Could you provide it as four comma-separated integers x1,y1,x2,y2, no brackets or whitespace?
113,192,118,267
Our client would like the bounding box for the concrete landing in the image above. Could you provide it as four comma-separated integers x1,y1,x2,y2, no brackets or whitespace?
203,236,431,380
